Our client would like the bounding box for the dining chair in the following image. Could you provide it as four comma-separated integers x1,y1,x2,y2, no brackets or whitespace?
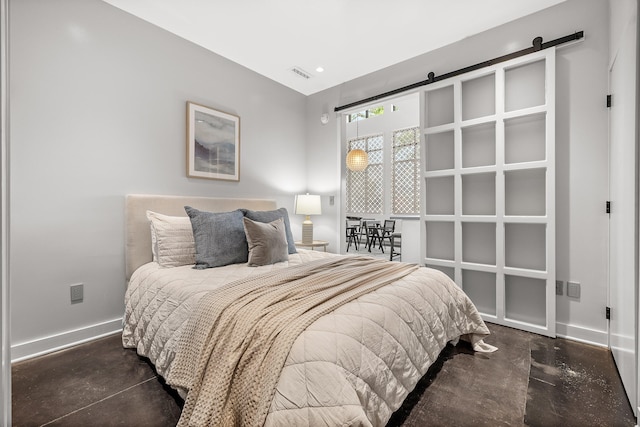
376,220,396,254
366,220,384,252
345,219,360,251
389,230,401,261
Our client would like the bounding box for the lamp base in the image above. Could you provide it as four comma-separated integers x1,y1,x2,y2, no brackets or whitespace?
301,220,314,244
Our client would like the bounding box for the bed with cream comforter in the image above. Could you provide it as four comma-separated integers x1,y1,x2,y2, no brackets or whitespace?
123,249,490,427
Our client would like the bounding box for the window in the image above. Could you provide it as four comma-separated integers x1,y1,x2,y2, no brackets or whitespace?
392,127,421,214
348,105,384,122
346,134,384,214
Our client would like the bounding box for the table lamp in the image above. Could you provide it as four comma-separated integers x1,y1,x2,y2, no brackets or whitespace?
295,194,321,244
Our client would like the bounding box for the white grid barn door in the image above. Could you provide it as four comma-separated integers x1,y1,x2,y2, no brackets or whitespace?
419,49,556,337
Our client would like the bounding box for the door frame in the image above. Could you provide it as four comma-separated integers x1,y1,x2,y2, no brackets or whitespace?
607,1,639,417
0,0,11,423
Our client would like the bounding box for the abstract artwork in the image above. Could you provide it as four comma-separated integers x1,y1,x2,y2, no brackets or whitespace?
186,101,240,181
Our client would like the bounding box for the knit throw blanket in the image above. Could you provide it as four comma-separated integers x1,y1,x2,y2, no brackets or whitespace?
167,255,418,427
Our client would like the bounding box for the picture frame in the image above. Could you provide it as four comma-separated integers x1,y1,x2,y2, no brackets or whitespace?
186,101,240,181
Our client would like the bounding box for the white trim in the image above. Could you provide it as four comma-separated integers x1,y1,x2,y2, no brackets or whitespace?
555,321,608,348
11,318,123,362
0,0,10,423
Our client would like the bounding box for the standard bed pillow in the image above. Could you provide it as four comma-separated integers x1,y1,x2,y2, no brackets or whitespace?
242,207,297,254
243,217,289,267
184,206,248,269
146,210,195,268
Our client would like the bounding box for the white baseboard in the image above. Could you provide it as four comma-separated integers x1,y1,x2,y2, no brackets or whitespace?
11,317,123,363
556,321,608,348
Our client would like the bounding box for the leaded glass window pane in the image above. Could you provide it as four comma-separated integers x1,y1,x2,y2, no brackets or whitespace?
346,134,384,214
392,127,421,214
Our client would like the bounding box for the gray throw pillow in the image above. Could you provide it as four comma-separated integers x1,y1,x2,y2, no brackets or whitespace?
243,217,289,267
242,207,297,254
184,206,248,269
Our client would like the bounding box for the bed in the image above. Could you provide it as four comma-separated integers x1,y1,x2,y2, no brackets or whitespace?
122,194,492,427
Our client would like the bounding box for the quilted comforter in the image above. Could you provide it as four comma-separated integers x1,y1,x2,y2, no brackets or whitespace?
122,250,490,427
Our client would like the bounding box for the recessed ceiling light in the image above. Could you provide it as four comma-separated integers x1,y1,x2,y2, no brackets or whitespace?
316,67,324,73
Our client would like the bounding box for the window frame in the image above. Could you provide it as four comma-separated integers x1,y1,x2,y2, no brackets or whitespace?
343,96,420,220
346,133,385,215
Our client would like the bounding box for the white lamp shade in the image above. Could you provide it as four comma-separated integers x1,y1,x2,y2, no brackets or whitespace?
295,194,322,215
346,149,368,171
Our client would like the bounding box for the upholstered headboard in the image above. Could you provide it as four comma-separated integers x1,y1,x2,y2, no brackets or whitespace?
125,194,277,280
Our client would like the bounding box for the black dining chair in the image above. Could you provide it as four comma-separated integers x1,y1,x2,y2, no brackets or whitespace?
345,219,360,251
389,231,401,261
366,220,384,252
377,220,396,254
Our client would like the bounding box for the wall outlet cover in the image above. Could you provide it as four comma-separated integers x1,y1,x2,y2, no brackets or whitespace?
567,281,580,299
70,284,84,303
555,280,564,296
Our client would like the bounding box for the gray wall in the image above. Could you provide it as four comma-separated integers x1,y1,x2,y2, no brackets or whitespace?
9,0,309,357
306,0,611,344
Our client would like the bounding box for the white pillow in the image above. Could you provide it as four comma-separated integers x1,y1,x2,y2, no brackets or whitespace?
146,210,196,267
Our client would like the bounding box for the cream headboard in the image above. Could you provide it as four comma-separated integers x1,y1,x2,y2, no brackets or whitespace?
125,194,277,280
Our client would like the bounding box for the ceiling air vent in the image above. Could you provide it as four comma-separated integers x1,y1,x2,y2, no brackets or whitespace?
291,67,312,79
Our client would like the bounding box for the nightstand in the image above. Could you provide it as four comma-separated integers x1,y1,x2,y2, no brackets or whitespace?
295,240,329,252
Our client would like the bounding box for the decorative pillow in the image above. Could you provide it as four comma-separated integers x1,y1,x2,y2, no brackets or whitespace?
243,217,289,267
184,206,248,269
146,210,195,268
242,207,297,254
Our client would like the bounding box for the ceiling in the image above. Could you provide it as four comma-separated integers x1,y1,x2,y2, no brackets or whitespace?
102,0,566,96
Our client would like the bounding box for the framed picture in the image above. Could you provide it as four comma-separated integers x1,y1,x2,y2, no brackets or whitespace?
186,101,240,181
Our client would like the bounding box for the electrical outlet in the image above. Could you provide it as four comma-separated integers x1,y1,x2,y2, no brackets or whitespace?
567,281,580,299
555,280,564,296
70,284,84,304
329,196,335,206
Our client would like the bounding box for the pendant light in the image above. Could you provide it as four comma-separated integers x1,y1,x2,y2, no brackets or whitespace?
346,116,368,172
346,149,368,172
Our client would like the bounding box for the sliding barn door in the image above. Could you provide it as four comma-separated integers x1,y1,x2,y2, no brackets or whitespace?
420,49,556,337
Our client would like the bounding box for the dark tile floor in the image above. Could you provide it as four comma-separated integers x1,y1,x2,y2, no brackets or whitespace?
11,324,636,426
